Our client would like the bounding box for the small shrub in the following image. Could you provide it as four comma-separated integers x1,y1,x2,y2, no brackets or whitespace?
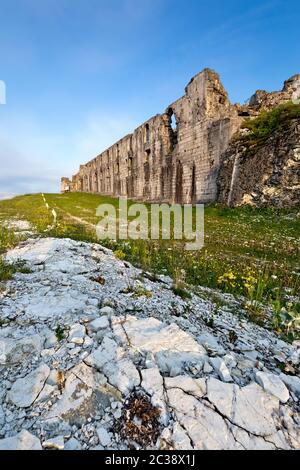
172,286,192,300
116,392,161,448
114,249,126,260
229,330,238,344
133,286,153,298
55,325,66,342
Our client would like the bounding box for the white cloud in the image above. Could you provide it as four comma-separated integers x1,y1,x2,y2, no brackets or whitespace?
0,109,139,196
0,192,16,200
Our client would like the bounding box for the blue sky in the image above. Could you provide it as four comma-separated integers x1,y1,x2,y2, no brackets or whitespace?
0,0,299,198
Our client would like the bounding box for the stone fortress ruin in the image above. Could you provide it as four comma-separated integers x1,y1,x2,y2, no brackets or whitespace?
61,68,300,206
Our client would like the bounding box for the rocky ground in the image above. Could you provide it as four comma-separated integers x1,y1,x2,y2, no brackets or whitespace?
0,237,299,450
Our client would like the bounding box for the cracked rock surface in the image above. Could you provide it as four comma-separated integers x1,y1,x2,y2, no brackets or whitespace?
0,237,299,450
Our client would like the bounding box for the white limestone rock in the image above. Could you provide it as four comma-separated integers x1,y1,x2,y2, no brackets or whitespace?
8,364,50,408
165,375,206,400
167,386,238,450
0,405,5,427
198,333,225,355
0,430,42,450
35,383,56,403
206,378,279,437
96,427,111,447
99,306,115,317
103,359,140,395
42,436,65,450
141,367,169,425
113,316,206,375
209,357,233,382
45,372,113,426
45,332,58,349
168,422,194,450
88,316,110,332
255,371,290,403
70,362,107,389
46,369,60,386
0,334,43,365
26,292,89,319
203,361,213,374
280,374,300,398
83,336,94,348
85,337,140,395
1,237,300,451
85,337,120,369
69,323,86,345
290,349,300,366
230,426,276,450
64,437,81,450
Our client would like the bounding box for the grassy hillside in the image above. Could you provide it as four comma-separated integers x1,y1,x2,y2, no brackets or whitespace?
0,192,299,339
240,101,300,152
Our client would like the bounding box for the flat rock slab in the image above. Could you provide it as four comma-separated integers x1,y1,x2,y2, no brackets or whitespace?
8,364,50,408
0,430,42,450
0,334,43,365
113,316,206,374
255,371,290,403
206,378,279,437
45,372,113,426
165,375,291,449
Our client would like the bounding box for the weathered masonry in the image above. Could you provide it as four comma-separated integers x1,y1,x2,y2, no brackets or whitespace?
62,68,300,205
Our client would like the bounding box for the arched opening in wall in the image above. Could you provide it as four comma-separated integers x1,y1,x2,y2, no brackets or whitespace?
99,170,103,192
145,149,151,161
167,108,178,149
128,156,133,171
94,172,98,192
175,160,183,204
145,123,150,143
170,114,177,131
191,164,197,204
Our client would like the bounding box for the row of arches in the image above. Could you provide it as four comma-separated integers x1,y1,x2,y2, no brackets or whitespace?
174,161,197,204
77,159,198,204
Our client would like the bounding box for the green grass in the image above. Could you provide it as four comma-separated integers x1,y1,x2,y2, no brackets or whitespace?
0,258,31,282
0,194,53,231
172,286,192,301
240,101,300,152
0,192,299,338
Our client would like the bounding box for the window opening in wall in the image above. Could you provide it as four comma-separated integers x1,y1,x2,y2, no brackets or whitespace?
167,108,178,148
128,156,133,171
145,123,150,143
171,114,177,131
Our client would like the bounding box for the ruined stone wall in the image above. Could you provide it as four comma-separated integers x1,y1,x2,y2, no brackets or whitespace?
60,177,72,192
63,69,241,204
62,69,300,206
217,119,300,208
